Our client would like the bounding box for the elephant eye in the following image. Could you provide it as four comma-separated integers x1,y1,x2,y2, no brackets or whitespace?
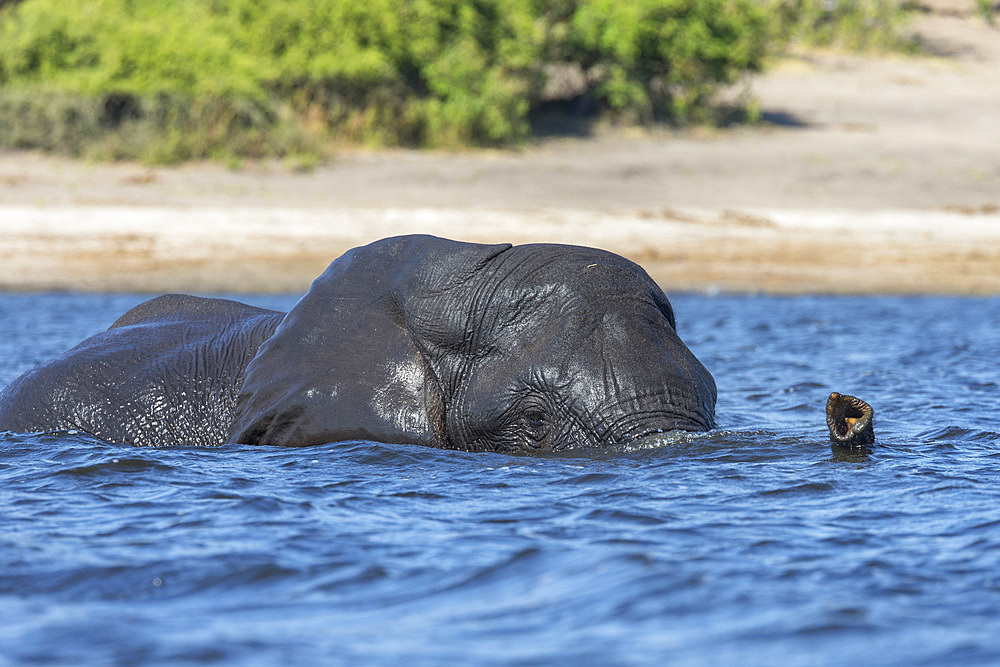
521,407,550,439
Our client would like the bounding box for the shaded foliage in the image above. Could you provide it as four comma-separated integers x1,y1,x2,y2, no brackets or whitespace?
768,0,917,51
1,0,772,160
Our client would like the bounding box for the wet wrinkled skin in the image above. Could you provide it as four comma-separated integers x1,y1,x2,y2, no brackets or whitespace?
826,392,875,450
0,235,717,452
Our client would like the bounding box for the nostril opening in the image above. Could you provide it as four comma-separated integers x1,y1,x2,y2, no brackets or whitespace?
837,406,864,436
827,393,875,448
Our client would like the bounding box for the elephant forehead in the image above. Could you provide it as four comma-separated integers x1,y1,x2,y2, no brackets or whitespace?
490,281,578,327
478,312,684,390
488,289,671,351
495,249,656,299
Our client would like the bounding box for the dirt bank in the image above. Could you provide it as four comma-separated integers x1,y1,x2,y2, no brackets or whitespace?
1,2,997,294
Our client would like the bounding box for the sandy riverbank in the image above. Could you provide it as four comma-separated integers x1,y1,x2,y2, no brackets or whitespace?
2,205,998,294
1,0,997,295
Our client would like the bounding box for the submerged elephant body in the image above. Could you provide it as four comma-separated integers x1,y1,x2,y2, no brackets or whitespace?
0,235,717,452
0,295,284,447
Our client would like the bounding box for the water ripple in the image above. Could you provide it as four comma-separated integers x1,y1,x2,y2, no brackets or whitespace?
2,294,1000,663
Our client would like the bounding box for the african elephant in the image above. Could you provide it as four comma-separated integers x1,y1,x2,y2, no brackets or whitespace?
0,235,718,452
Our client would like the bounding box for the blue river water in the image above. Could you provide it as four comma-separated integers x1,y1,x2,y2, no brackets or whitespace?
1,292,998,665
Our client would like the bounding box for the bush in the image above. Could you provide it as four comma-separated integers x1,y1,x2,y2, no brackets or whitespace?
563,0,769,121
767,0,917,52
0,0,770,160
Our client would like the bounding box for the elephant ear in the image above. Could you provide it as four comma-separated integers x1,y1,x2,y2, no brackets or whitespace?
228,235,511,447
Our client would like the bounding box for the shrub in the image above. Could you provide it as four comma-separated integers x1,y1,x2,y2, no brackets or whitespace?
766,0,917,52
0,0,771,160
562,0,768,121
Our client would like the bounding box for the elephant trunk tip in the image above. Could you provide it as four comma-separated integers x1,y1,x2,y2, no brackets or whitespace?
826,392,875,450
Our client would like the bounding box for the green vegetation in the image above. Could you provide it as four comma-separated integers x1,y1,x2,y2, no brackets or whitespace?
0,0,918,162
975,0,995,25
767,0,917,52
0,0,772,161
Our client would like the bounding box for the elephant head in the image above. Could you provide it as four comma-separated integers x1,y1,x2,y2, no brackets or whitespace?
229,235,717,452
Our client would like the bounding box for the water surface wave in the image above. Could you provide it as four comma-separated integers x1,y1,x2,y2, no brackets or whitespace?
2,293,999,664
